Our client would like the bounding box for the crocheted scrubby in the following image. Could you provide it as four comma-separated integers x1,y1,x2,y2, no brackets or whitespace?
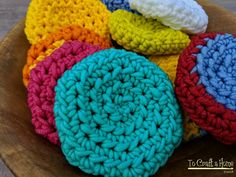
25,0,111,44
27,41,102,145
150,55,179,83
101,0,133,12
54,48,183,176
150,55,206,141
109,10,190,55
175,33,236,144
22,25,112,87
129,0,208,34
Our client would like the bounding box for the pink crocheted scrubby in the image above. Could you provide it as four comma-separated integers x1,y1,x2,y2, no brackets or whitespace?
27,40,102,144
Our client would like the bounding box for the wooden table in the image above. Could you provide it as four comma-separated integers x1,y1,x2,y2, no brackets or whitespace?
0,0,29,40
0,1,236,177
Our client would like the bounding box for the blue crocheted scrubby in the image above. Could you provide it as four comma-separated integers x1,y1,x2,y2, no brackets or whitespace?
102,0,133,12
192,34,236,111
54,49,183,177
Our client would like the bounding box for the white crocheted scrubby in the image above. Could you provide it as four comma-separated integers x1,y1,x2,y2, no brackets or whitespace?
129,0,208,34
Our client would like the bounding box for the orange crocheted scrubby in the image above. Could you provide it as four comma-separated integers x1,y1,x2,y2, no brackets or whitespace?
22,25,112,87
25,0,111,44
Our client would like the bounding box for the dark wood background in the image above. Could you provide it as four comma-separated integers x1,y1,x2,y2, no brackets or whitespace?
0,1,236,177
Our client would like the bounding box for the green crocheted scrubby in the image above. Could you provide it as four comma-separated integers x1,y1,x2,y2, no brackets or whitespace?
54,49,183,177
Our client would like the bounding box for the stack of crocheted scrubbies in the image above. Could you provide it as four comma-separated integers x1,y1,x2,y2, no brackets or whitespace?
22,0,236,176
175,33,236,144
107,0,208,56
23,25,112,86
129,0,208,34
150,55,207,141
25,0,111,44
54,48,183,176
109,10,190,55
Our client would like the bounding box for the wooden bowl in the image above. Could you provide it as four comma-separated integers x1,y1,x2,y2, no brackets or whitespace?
0,1,236,177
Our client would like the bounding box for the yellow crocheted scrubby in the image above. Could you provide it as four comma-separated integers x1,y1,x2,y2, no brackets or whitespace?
150,55,179,83
109,10,190,55
25,0,111,44
150,55,206,141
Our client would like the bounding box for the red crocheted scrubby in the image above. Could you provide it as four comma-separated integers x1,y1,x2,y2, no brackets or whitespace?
175,33,236,144
27,41,102,145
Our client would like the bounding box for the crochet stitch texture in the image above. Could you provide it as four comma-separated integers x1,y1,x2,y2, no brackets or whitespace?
101,0,132,12
25,0,111,44
150,55,179,83
109,10,190,55
175,33,236,144
129,0,208,34
27,41,102,145
54,49,183,177
22,25,112,87
150,55,206,141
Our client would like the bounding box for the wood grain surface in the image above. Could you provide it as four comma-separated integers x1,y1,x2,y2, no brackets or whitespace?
0,0,29,40
0,1,236,177
0,160,14,177
210,0,236,12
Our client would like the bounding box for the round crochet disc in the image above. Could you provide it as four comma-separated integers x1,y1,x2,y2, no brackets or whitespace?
54,49,183,176
150,55,206,141
129,0,208,34
175,33,236,144
25,0,111,44
101,0,133,12
27,41,102,145
109,10,190,55
22,25,112,87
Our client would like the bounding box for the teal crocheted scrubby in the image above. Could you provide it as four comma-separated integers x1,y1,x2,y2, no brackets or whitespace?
54,49,183,177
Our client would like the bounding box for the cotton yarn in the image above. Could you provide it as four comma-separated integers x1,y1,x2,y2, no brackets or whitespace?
150,55,206,141
109,10,190,55
19,0,236,175
129,0,208,34
54,49,183,176
23,25,112,87
175,33,236,144
101,0,133,12
27,41,102,145
150,55,179,83
25,0,111,44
